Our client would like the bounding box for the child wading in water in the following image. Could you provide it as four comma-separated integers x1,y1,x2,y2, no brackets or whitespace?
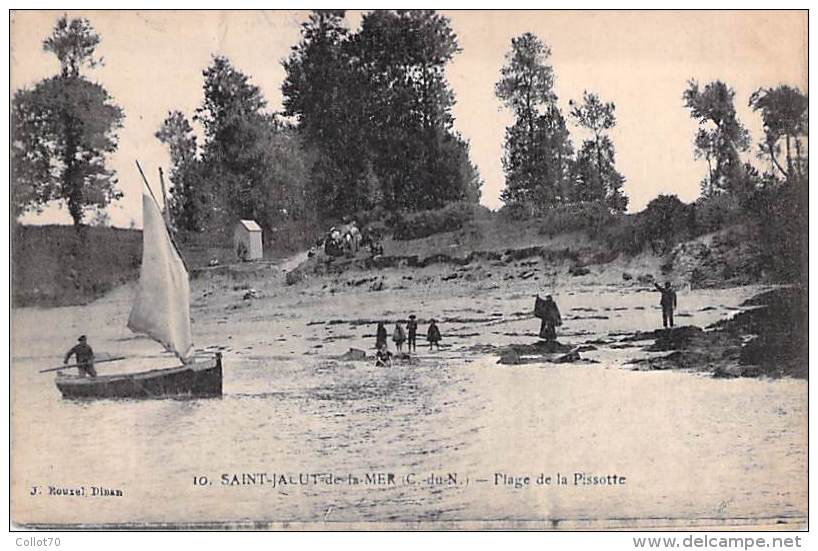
375,321,387,350
427,319,441,351
393,322,406,353
407,314,418,352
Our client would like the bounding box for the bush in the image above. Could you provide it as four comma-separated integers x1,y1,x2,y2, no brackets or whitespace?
599,215,642,256
392,202,490,241
692,194,743,234
498,201,536,221
345,206,388,231
536,202,615,238
741,177,806,283
632,195,695,255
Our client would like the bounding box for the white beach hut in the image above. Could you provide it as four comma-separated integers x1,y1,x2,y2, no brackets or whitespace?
233,220,263,261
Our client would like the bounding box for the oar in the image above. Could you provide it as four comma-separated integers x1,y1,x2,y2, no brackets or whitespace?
39,356,127,374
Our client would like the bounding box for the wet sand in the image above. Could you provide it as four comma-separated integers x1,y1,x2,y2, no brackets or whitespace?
10,269,807,528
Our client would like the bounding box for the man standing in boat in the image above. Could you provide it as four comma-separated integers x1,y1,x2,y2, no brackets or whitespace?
63,335,97,377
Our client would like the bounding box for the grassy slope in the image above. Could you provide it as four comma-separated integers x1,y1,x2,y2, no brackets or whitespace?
295,213,668,284
382,216,594,259
10,212,778,307
376,215,770,289
12,225,142,307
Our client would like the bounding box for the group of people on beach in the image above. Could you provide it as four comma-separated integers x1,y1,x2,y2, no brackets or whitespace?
374,316,441,367
64,281,679,376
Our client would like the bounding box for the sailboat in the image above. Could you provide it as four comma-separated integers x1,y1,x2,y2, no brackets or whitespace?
55,170,222,399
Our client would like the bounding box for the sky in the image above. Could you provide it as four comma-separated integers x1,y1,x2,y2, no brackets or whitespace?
10,10,807,228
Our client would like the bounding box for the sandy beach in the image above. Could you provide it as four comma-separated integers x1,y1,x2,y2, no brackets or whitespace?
10,260,807,528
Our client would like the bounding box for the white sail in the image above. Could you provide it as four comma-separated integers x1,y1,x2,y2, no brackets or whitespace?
128,191,193,361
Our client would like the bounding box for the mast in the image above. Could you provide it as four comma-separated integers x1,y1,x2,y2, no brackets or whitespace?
158,167,172,228
135,160,188,271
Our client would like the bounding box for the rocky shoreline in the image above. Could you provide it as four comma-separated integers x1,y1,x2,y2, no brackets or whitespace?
488,287,806,379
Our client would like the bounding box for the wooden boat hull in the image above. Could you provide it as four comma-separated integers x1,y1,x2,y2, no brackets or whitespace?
56,353,222,400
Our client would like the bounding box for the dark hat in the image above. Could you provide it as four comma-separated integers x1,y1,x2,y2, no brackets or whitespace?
409,314,416,319
78,335,87,342
430,318,436,323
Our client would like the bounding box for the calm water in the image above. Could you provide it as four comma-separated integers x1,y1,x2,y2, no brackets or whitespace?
11,286,807,528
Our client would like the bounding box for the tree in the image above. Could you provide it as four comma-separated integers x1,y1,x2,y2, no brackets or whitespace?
194,55,268,229
495,33,556,123
283,10,479,218
282,10,349,145
11,15,123,226
176,56,315,241
496,33,572,211
282,10,366,217
749,85,808,181
572,142,608,203
282,10,479,219
194,56,270,229
89,208,111,227
155,56,316,249
354,10,471,211
196,56,267,147
683,80,750,197
155,111,204,232
639,195,693,254
43,16,102,77
569,91,628,212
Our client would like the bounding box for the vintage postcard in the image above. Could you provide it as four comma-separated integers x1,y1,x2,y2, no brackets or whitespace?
10,9,808,530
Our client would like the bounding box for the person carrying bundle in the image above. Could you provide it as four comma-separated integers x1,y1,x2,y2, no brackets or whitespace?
534,294,562,341
427,319,442,351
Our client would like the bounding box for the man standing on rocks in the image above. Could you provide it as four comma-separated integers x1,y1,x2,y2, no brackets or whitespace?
655,282,678,328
